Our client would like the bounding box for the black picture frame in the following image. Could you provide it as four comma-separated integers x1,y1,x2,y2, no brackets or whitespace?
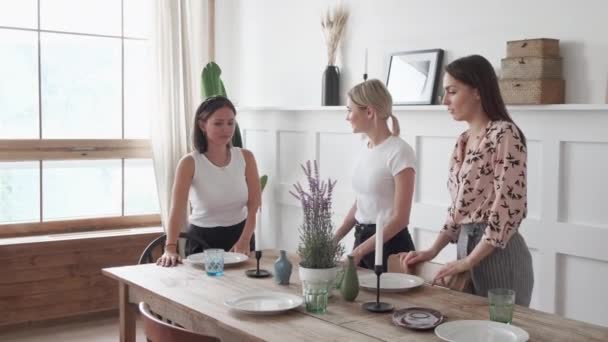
386,49,444,105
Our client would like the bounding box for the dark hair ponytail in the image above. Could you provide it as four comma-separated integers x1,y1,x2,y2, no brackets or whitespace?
192,96,237,153
445,55,526,146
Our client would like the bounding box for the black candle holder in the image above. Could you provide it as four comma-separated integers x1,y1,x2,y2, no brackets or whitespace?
245,250,271,278
362,265,394,313
363,73,368,81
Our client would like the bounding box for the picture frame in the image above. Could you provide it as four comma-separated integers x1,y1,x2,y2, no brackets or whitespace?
386,49,444,105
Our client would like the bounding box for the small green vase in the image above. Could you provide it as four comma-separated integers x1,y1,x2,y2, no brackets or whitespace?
340,255,359,301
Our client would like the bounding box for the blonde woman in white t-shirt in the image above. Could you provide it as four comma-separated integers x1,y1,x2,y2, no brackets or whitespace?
334,79,417,271
157,96,262,267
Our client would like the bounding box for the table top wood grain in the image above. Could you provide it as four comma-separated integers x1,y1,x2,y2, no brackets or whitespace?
103,250,608,342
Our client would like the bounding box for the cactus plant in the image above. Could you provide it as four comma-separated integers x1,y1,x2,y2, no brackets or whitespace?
201,62,242,147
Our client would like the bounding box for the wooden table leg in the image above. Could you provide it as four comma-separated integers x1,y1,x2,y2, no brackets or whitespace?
119,282,136,342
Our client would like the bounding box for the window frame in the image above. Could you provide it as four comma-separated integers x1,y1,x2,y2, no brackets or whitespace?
0,2,161,238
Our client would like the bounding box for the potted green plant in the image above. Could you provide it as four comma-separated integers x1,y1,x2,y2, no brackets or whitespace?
290,160,344,287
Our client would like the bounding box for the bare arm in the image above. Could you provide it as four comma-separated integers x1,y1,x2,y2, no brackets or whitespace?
157,155,194,266
231,149,261,253
334,201,357,242
353,168,415,259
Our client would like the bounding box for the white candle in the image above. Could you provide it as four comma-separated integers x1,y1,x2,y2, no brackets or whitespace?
255,208,263,250
364,48,368,74
375,211,385,266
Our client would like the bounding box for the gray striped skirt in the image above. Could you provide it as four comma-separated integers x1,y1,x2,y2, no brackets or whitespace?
457,222,534,307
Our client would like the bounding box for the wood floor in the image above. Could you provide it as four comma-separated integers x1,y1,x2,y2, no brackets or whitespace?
0,316,146,342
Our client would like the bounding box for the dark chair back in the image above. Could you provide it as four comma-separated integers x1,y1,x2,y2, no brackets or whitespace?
139,302,220,342
139,232,210,264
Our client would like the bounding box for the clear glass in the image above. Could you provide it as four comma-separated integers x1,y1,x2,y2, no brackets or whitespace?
41,33,121,138
123,0,154,39
303,280,330,314
124,159,159,215
43,160,121,220
0,161,39,224
0,0,37,29
124,39,153,139
488,288,516,324
204,249,224,276
40,0,121,36
0,29,39,138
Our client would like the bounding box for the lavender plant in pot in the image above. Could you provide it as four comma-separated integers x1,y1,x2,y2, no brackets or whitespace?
290,160,344,294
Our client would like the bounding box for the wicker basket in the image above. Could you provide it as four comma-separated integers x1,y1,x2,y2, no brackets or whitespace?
501,57,562,79
499,79,565,104
507,38,560,58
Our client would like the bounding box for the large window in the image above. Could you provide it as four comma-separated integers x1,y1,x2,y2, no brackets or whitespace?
0,0,160,237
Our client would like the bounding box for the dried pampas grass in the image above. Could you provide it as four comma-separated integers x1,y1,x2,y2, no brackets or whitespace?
321,3,349,66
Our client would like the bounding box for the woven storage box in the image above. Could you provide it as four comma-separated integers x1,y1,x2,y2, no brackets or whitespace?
501,57,562,79
507,38,560,58
499,79,565,104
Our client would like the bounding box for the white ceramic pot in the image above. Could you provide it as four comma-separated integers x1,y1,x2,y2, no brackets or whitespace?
298,265,340,296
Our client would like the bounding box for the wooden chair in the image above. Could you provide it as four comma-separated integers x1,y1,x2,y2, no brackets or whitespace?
139,302,220,342
387,254,470,291
139,232,211,264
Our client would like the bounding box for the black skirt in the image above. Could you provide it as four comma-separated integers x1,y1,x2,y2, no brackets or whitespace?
185,220,255,256
353,222,415,272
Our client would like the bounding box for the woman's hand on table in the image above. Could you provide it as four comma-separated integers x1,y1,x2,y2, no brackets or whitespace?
230,238,251,255
157,250,181,267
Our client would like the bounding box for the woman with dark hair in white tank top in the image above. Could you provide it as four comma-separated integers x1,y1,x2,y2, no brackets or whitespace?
157,96,262,267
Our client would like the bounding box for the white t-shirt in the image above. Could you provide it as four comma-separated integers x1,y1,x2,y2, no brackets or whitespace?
188,147,248,227
352,136,417,224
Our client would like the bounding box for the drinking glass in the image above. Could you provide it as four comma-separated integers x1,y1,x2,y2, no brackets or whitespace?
303,280,330,314
203,248,224,276
488,288,516,324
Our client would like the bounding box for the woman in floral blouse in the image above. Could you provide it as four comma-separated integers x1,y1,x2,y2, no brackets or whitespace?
400,55,534,306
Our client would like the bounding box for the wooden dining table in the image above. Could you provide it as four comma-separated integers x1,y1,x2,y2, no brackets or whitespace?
102,250,608,342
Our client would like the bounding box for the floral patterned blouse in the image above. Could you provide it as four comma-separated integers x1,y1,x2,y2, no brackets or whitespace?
442,120,527,248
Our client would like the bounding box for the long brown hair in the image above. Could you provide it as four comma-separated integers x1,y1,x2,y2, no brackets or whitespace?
192,96,237,153
445,55,526,146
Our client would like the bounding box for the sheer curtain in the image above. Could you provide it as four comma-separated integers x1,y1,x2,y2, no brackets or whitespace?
151,0,209,234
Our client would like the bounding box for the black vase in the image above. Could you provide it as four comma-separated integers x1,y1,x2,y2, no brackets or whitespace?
322,65,340,106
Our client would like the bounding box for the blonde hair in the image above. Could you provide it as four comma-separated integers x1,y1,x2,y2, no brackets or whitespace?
347,79,400,136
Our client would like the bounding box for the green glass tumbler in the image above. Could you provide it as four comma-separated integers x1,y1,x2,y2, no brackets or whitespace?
303,280,330,314
488,288,516,324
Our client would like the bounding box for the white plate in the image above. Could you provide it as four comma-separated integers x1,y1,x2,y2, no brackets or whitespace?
186,252,249,266
224,292,303,314
359,273,424,292
435,320,529,342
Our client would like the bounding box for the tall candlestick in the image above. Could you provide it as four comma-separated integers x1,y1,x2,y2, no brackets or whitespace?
364,48,368,75
255,208,263,250
375,211,385,266
245,208,271,278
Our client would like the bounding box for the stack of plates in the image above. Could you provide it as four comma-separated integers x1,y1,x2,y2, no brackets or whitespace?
392,307,444,330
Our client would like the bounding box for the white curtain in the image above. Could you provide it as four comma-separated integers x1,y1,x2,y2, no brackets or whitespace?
151,0,210,233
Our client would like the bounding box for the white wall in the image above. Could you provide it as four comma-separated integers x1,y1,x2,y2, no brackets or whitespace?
237,105,608,328
216,0,608,106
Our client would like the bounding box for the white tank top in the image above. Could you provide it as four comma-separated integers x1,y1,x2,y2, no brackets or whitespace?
188,147,248,227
